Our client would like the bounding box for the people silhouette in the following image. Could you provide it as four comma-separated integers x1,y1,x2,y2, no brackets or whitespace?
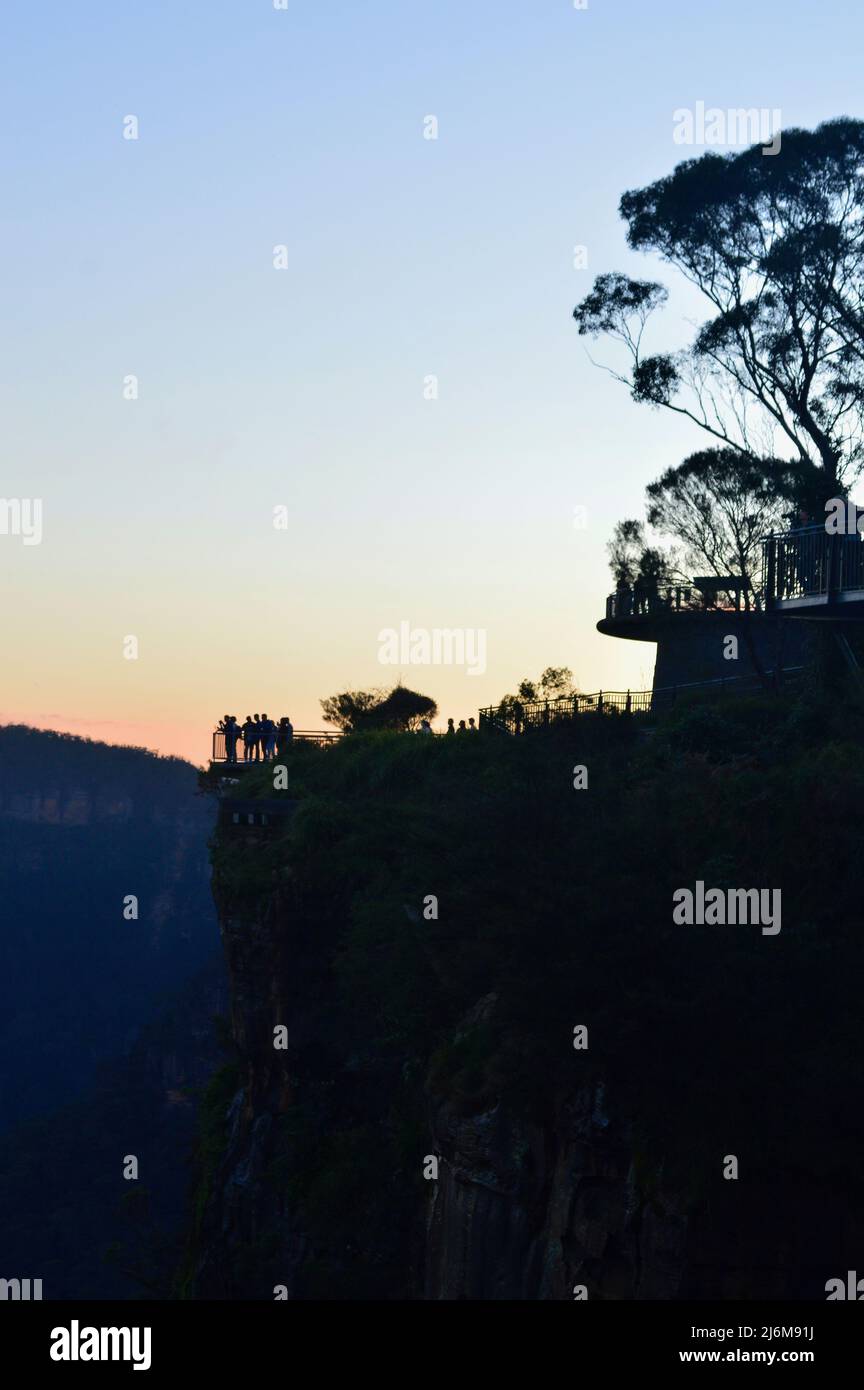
260,713,276,760
224,714,240,763
457,720,467,734
240,715,255,762
277,716,294,756
251,714,262,762
446,718,455,735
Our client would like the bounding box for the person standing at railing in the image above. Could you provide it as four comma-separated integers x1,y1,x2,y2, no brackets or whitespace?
250,714,262,762
260,713,277,760
239,715,254,762
224,715,241,763
615,579,632,619
216,714,237,763
277,716,294,756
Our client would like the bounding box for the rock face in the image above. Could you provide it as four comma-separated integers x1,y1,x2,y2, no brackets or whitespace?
190,741,864,1302
0,959,227,1300
426,1085,687,1301
0,725,226,1298
193,823,864,1302
191,834,694,1301
0,724,220,1129
190,866,304,1299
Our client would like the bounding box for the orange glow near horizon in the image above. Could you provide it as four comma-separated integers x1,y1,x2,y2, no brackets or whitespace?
0,615,659,768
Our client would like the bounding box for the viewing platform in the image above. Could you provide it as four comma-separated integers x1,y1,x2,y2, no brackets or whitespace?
600,526,864,641
210,729,342,768
763,525,864,616
596,525,864,690
598,582,752,642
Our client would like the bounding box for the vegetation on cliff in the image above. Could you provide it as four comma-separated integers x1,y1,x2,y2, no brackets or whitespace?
195,680,864,1296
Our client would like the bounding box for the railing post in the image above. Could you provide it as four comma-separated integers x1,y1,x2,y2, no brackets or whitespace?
827,530,841,600
765,536,776,610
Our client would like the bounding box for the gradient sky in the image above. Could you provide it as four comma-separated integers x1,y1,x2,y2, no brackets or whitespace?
2,0,862,762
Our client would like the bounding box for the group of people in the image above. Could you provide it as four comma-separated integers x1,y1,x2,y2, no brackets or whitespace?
217,713,294,763
415,718,479,735
413,717,477,739
218,713,479,754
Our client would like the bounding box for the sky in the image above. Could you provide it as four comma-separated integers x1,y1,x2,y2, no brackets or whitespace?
2,0,863,763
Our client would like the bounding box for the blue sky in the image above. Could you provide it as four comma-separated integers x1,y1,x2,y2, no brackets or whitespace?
1,0,861,757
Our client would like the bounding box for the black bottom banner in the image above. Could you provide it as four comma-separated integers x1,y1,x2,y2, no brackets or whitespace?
1,1299,858,1377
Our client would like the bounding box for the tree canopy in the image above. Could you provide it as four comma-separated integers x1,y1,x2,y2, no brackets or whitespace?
607,519,676,589
320,684,438,733
496,668,577,719
574,118,864,502
644,448,795,590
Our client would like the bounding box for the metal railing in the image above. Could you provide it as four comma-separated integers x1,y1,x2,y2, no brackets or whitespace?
212,729,342,762
605,582,761,621
763,525,864,603
606,526,864,617
764,526,830,602
479,667,804,734
605,586,698,620
841,534,864,593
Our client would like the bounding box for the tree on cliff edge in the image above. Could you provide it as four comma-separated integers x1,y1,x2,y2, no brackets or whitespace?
574,119,864,506
321,684,438,733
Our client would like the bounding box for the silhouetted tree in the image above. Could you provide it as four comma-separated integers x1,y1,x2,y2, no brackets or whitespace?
372,685,438,732
537,666,576,698
319,689,385,732
320,684,437,733
608,519,647,587
574,119,864,502
498,667,577,717
607,520,678,588
645,449,796,593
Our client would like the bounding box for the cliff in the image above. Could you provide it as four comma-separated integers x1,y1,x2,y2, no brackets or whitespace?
188,695,864,1299
0,724,220,1129
0,961,227,1299
0,723,225,1298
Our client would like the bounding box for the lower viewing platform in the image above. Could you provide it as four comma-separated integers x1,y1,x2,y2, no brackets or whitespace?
210,730,342,766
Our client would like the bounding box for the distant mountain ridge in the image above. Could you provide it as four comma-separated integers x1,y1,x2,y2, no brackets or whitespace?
0,723,220,1131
